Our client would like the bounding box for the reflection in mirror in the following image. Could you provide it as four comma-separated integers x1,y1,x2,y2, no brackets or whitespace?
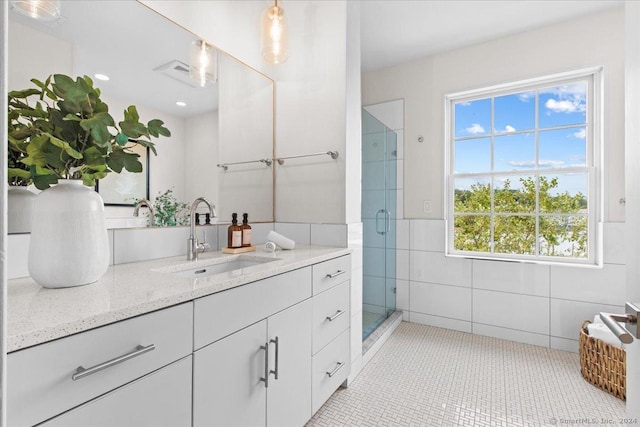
7,0,274,233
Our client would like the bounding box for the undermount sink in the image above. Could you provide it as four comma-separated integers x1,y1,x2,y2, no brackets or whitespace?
165,255,280,279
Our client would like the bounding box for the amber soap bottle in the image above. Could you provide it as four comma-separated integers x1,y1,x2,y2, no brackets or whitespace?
241,213,252,247
227,213,242,248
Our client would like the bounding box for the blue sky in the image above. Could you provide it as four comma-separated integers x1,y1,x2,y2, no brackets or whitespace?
453,82,587,197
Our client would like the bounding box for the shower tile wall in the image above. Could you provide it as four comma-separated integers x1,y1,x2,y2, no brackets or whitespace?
396,219,626,352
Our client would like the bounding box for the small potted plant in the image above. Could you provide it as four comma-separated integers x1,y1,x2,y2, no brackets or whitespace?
8,74,171,288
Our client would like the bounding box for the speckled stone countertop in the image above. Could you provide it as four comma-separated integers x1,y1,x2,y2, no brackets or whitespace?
7,245,350,352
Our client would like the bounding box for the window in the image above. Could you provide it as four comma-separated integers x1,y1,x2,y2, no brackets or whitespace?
445,68,602,265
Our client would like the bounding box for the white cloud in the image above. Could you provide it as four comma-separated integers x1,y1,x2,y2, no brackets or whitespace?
507,159,566,169
539,159,566,168
459,101,472,106
545,99,584,113
517,92,534,103
508,160,536,169
504,125,516,133
573,128,586,139
466,123,485,134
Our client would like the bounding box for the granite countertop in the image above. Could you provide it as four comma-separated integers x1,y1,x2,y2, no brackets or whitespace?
7,244,351,352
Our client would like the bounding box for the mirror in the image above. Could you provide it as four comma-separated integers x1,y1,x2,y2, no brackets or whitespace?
7,0,274,232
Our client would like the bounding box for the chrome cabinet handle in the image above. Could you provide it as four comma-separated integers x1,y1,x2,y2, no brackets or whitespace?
326,361,345,378
72,344,155,381
375,209,385,235
325,270,346,279
270,337,279,380
326,310,346,322
260,342,270,388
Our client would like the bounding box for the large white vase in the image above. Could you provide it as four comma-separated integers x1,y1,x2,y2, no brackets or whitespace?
8,186,37,233
28,180,110,288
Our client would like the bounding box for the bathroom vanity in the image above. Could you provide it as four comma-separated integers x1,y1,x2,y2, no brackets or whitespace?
6,246,351,427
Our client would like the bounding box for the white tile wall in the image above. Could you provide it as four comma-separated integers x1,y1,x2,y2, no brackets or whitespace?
409,312,472,333
410,281,472,321
396,219,628,353
550,263,625,305
310,224,348,247
603,222,625,265
473,259,550,297
410,250,472,287
549,298,623,340
113,226,191,264
396,279,409,312
472,323,549,347
473,289,549,335
550,336,580,353
273,222,310,245
409,219,445,252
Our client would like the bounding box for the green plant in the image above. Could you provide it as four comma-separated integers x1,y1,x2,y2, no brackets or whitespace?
7,74,171,189
151,188,189,227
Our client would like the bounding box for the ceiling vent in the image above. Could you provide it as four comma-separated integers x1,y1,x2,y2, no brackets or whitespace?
153,60,200,88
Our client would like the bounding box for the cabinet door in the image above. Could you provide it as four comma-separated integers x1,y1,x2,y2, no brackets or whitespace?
42,356,192,427
193,320,268,427
267,299,313,427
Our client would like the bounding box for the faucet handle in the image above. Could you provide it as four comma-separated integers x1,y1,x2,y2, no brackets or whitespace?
198,230,211,253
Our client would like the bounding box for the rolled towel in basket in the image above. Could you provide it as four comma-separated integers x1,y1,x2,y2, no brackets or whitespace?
587,321,625,348
266,230,296,250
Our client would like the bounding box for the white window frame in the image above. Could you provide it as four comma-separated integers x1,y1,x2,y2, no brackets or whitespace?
444,67,603,266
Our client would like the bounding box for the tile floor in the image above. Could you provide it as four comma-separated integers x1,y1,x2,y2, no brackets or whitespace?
308,322,625,426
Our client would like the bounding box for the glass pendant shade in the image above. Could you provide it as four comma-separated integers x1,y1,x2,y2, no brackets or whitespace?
189,40,217,87
261,1,288,64
10,0,61,21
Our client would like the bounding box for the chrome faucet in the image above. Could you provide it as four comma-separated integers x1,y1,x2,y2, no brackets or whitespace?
133,199,155,226
188,197,216,260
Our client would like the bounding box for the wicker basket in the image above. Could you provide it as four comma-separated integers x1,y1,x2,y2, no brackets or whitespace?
579,320,626,400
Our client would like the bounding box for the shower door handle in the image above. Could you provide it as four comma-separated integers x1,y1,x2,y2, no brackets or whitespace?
384,209,391,233
375,209,386,235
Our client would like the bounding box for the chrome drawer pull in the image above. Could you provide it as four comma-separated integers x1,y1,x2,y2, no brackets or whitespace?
325,270,346,279
260,342,270,388
326,361,345,378
270,336,279,380
72,344,155,381
326,310,346,322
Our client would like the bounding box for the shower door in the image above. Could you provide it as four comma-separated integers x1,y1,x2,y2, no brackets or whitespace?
362,109,397,340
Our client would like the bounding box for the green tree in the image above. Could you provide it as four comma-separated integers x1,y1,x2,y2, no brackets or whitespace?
454,176,587,258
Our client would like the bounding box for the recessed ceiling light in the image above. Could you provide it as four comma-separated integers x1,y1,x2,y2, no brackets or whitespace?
94,74,110,81
176,101,187,107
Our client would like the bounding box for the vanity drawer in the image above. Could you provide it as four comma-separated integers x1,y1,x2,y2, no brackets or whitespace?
312,328,350,414
194,267,312,349
313,280,350,354
7,302,193,427
41,356,192,427
312,255,351,295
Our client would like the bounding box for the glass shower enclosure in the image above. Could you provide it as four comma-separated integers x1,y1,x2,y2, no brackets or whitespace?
361,109,397,340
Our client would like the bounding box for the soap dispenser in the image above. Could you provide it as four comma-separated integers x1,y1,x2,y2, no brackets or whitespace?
227,213,242,248
241,213,252,247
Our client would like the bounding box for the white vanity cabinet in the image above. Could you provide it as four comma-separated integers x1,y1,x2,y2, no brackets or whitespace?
193,267,313,427
311,256,351,414
7,302,193,427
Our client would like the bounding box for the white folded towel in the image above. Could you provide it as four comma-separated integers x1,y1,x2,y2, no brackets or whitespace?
266,230,296,250
587,321,625,348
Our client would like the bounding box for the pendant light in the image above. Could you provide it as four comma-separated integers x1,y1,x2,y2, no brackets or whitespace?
261,0,288,64
189,40,217,87
10,0,61,22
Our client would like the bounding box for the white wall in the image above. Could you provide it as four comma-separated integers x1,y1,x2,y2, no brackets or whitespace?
218,53,273,222
8,20,73,90
363,8,627,352
363,7,625,222
144,1,350,224
185,110,218,213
